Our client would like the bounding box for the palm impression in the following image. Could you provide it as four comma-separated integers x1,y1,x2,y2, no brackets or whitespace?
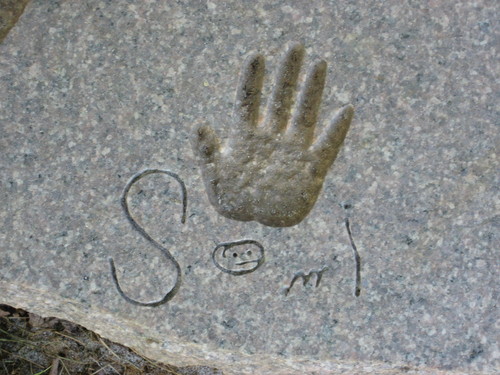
192,43,354,227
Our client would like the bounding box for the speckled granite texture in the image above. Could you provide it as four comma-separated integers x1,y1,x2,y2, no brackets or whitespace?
0,1,498,374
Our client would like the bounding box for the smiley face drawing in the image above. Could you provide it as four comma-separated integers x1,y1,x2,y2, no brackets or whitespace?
212,240,265,275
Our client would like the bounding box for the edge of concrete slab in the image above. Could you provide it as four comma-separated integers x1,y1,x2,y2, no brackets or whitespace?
0,282,491,375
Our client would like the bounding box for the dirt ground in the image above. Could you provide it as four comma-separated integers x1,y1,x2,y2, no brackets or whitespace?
0,305,222,375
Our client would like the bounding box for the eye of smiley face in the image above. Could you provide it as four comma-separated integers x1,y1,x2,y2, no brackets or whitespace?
212,239,265,275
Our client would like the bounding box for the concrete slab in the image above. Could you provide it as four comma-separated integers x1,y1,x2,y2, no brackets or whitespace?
1,1,498,374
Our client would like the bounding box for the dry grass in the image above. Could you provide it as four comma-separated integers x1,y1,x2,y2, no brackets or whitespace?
0,305,222,375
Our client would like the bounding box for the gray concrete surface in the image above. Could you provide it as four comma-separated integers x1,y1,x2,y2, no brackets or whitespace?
1,1,498,374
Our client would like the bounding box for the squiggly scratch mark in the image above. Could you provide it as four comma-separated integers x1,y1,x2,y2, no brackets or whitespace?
284,266,329,296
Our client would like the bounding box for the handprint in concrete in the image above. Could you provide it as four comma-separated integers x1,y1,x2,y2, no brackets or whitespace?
192,43,354,227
